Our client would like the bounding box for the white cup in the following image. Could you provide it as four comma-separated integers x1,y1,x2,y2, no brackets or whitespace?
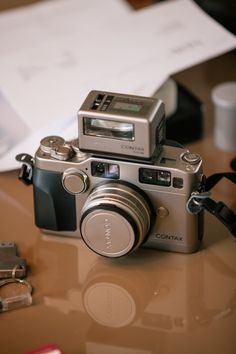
212,82,236,151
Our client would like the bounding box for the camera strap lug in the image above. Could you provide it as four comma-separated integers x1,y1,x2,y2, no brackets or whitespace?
15,153,34,185
187,172,236,237
186,191,211,214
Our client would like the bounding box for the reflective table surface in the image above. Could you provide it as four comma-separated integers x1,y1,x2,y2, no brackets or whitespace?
1,147,236,354
0,2,236,354
1,133,236,354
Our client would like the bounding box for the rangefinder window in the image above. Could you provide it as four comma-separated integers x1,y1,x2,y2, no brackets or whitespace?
139,168,171,186
83,117,134,141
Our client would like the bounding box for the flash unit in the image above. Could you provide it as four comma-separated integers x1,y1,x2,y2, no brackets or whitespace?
78,90,165,159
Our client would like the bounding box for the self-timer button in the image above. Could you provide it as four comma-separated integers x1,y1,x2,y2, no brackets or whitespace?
63,169,88,194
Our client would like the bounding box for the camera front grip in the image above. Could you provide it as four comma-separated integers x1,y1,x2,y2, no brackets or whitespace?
33,168,77,231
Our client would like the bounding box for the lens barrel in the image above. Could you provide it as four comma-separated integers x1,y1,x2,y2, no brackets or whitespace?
80,182,152,257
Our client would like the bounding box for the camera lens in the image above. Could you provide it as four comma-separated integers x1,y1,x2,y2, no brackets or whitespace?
80,182,152,258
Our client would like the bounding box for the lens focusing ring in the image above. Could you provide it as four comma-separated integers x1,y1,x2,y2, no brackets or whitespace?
80,182,152,257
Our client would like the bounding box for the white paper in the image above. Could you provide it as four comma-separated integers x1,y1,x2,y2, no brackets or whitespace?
0,0,235,171
0,0,132,169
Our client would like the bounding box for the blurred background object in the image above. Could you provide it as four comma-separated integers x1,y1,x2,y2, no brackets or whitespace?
194,0,236,35
212,82,236,151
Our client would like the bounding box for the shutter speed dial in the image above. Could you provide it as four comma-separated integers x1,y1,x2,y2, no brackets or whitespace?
62,168,88,194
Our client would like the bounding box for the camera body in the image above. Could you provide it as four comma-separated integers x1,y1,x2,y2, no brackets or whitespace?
29,91,204,257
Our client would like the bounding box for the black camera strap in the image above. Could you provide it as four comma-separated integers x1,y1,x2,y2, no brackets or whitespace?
187,172,236,237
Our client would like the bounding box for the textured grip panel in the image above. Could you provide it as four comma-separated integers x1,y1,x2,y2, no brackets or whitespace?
33,168,76,231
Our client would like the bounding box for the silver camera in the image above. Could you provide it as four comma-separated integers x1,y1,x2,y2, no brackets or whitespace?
18,90,204,257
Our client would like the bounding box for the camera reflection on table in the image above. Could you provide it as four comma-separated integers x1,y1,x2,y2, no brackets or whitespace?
25,234,235,353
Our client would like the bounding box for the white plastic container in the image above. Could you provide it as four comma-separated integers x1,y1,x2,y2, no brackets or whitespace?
212,82,236,151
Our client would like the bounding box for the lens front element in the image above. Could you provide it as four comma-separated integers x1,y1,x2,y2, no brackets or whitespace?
80,182,152,257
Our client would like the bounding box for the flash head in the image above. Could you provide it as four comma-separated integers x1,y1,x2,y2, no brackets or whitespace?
78,90,165,159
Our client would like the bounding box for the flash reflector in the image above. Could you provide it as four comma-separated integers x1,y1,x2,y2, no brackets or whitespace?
84,118,134,141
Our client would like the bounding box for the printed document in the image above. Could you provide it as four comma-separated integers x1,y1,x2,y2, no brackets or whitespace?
0,0,235,171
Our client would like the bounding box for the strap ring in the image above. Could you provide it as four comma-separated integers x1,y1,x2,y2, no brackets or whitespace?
0,278,33,294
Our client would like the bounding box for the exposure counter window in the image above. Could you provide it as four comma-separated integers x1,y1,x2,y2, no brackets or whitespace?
83,117,134,141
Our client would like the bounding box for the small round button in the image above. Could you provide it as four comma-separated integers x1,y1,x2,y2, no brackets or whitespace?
63,169,88,194
181,152,201,165
157,207,169,218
